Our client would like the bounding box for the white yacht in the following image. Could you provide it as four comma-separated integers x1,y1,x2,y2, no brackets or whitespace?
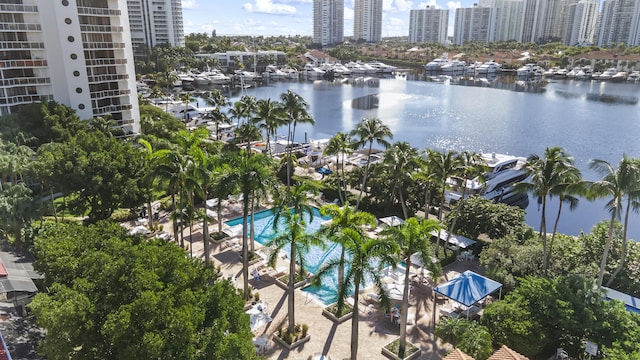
517,63,543,77
234,70,261,82
553,68,569,78
627,71,640,82
262,65,287,79
441,60,466,73
465,61,483,74
424,55,450,71
444,153,530,208
476,61,501,74
206,71,231,85
611,72,628,82
598,68,617,80
303,63,326,78
367,61,396,74
575,66,592,80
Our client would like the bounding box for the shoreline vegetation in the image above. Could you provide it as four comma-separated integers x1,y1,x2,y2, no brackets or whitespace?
1,37,640,358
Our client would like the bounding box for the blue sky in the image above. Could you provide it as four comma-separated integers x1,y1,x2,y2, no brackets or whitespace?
181,0,473,38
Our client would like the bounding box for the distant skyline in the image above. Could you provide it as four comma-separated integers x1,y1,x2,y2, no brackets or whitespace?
181,0,477,38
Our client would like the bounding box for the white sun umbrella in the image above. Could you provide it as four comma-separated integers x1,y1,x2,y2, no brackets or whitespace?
247,306,272,331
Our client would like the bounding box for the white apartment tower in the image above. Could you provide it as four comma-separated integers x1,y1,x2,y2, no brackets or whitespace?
564,0,599,45
354,0,383,42
313,0,344,47
0,0,139,134
127,0,184,58
408,6,449,44
453,6,498,45
596,0,640,46
480,0,525,42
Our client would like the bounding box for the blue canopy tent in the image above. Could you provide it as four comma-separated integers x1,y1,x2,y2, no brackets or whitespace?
432,271,502,322
602,287,640,314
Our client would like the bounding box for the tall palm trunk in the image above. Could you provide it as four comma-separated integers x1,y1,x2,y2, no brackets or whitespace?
335,249,346,314
202,185,210,265
539,196,548,273
286,122,293,187
355,143,373,210
351,276,362,360
339,152,347,204
398,256,412,357
242,192,251,300
287,240,297,333
597,212,617,287
549,197,565,268
50,189,58,223
607,198,631,286
250,195,256,255
171,193,178,243
179,187,185,248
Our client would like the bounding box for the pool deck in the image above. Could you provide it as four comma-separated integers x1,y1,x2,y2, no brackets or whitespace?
152,204,485,360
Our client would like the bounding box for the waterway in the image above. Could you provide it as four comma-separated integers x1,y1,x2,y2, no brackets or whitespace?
196,73,640,238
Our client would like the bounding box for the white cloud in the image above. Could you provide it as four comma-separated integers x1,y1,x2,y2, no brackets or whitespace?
181,0,198,9
344,7,354,20
242,0,297,15
447,1,461,10
394,0,414,11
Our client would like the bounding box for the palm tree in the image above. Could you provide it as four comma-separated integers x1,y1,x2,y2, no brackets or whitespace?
253,98,284,155
382,142,419,219
588,156,640,287
265,211,324,335
234,123,262,154
323,132,353,204
179,92,195,122
228,151,274,300
380,217,442,358
350,117,393,210
548,165,584,268
203,90,231,140
280,90,314,186
426,150,461,255
137,138,170,228
516,147,577,273
316,202,377,316
228,95,257,128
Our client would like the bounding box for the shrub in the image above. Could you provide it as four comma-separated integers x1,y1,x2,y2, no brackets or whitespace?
109,209,137,222
302,324,309,337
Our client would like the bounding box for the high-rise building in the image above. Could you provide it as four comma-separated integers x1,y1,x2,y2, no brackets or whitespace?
481,0,525,42
313,0,344,47
354,0,383,42
408,6,449,44
453,5,498,45
595,0,639,46
0,0,139,134
630,0,640,45
564,0,599,45
127,0,184,58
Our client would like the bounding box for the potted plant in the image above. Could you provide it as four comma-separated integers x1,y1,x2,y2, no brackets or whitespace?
381,338,421,360
272,324,310,350
322,301,353,323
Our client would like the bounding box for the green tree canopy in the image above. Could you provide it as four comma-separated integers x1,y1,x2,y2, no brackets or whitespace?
29,221,257,360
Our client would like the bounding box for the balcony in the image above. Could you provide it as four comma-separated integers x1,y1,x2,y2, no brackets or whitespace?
77,7,121,16
0,94,53,106
85,58,127,66
88,73,129,83
93,104,133,113
82,42,125,49
90,89,132,99
0,41,44,50
0,23,41,32
0,77,51,87
0,59,48,68
0,4,38,12
80,25,124,33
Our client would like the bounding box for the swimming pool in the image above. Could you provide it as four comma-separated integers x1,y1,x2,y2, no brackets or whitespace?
225,208,344,304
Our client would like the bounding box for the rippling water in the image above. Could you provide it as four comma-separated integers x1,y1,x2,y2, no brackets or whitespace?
201,74,640,237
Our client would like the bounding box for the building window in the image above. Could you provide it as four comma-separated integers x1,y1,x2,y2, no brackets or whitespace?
73,70,80,77
62,0,69,6
70,53,77,60
76,87,82,93
65,18,72,25
67,36,74,42
78,104,85,110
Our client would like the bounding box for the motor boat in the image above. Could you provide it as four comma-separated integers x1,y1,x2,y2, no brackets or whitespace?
476,61,501,74
575,66,592,80
441,60,466,73
262,64,287,79
424,55,450,71
611,72,628,82
303,63,326,78
553,68,569,78
627,71,640,82
517,63,543,77
444,153,529,209
597,68,617,80
367,61,397,74
234,70,261,82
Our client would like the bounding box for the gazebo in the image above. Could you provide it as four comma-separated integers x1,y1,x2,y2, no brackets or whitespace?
378,216,405,227
433,271,502,321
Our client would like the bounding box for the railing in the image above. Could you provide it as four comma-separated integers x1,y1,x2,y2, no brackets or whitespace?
94,104,132,113
0,23,41,31
0,59,47,68
0,4,38,12
1,77,50,86
77,7,121,16
82,42,125,49
88,73,128,83
0,94,53,105
80,25,123,33
90,89,131,99
84,58,127,66
0,41,44,50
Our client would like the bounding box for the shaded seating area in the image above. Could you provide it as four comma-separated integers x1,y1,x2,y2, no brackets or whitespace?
434,271,502,321
430,230,476,253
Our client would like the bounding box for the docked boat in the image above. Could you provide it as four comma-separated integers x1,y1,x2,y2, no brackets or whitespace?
233,70,261,82
441,60,466,73
262,64,287,79
476,61,501,74
627,71,640,82
598,68,617,80
553,68,569,78
575,66,592,80
517,63,543,77
424,54,450,71
444,153,530,209
367,61,397,74
303,63,326,78
611,72,628,82
465,61,483,74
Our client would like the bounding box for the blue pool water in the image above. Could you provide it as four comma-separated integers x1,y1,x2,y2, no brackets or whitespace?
225,208,345,305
